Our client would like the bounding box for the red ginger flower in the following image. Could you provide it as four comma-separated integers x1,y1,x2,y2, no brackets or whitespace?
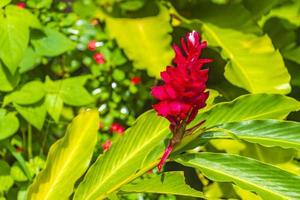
151,31,212,171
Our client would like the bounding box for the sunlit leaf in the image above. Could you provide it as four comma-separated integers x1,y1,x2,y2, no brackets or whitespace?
176,153,300,200
27,110,99,200
74,110,169,200
203,120,300,150
103,4,173,78
202,24,291,94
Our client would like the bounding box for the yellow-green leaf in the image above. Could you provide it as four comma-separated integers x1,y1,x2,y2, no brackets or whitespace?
103,4,173,78
27,109,99,200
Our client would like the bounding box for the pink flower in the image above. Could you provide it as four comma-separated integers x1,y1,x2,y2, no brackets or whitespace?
110,123,125,135
152,31,212,171
93,52,105,64
87,40,97,51
102,140,112,151
131,76,141,85
17,2,25,9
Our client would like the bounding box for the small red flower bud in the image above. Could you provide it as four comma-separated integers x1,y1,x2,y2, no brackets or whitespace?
16,147,24,153
93,52,105,64
110,123,125,135
99,122,104,129
17,2,25,9
102,140,112,151
131,76,141,85
87,40,97,51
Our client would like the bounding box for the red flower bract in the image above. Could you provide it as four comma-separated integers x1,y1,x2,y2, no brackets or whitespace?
151,31,211,127
151,30,212,171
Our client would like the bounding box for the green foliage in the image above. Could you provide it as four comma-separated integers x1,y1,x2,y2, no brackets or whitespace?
0,109,19,140
103,4,173,78
202,23,291,94
27,109,99,200
121,172,205,198
204,120,300,150
0,0,300,199
74,111,169,200
176,153,300,200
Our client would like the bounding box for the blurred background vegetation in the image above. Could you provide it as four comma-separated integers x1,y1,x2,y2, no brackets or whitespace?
0,0,300,199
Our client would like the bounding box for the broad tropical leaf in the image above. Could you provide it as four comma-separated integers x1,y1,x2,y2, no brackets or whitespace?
27,110,99,200
191,93,300,129
176,153,300,200
121,171,205,198
102,4,173,78
74,110,169,200
203,120,300,150
202,23,291,94
178,94,300,152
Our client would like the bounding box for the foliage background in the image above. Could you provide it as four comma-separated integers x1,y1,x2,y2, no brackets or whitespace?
0,0,300,199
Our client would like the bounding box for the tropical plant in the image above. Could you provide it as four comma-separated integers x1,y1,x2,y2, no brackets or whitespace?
1,0,300,199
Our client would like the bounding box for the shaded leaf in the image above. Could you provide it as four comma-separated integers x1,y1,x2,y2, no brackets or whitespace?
176,153,300,200
121,172,204,198
0,160,14,193
0,63,20,92
45,94,63,122
27,110,99,200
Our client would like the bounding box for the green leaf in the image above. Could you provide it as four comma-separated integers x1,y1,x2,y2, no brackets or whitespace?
191,94,300,129
176,153,300,200
45,94,63,122
260,1,300,27
19,47,41,73
0,0,11,8
178,94,300,153
0,160,14,193
0,62,20,92
32,28,75,57
45,76,94,106
243,0,280,20
282,46,300,64
202,23,291,94
5,5,41,29
3,81,45,106
103,4,173,78
0,12,29,73
27,110,99,200
121,172,205,198
14,102,46,130
203,120,300,150
74,110,169,200
0,109,19,140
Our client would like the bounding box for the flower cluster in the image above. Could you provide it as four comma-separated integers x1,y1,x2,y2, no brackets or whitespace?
151,31,212,171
